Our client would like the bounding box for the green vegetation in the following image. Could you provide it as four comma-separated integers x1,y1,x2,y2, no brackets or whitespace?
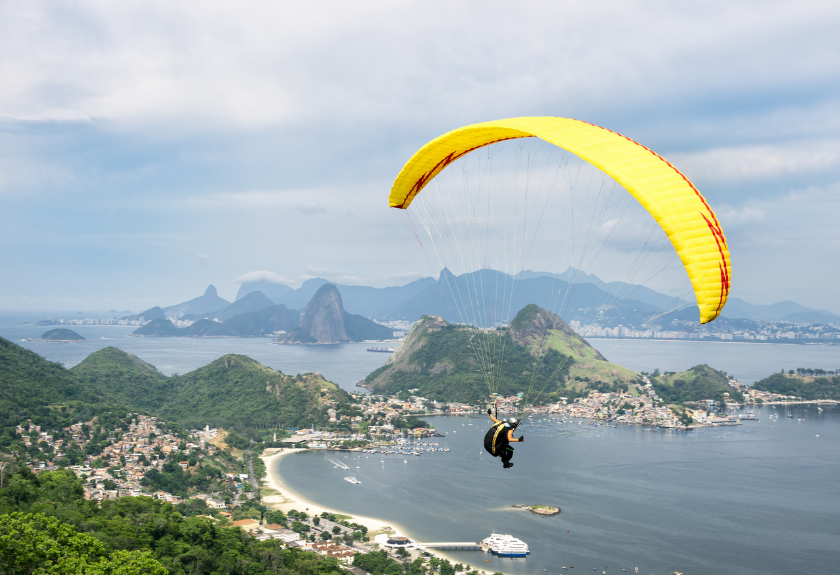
344,312,393,341
159,356,348,429
72,347,170,411
0,336,107,432
39,328,86,341
0,469,346,575
366,320,572,403
353,551,428,575
0,337,347,436
0,512,167,574
221,304,299,336
72,347,351,430
753,372,840,400
508,303,542,329
364,306,635,403
132,318,181,337
647,365,744,406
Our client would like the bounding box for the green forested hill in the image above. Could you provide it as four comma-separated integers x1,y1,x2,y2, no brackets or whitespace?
39,328,86,341
0,336,105,428
71,347,171,411
131,317,182,336
365,306,635,404
2,337,348,433
344,312,393,341
753,372,840,400
220,304,300,335
72,346,350,429
648,364,744,405
161,355,349,429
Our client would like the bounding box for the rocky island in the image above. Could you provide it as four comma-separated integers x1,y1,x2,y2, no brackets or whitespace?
39,328,86,342
513,504,561,516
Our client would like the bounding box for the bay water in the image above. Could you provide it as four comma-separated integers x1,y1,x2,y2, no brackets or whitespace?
3,316,840,573
277,410,840,575
3,319,840,389
0,322,389,392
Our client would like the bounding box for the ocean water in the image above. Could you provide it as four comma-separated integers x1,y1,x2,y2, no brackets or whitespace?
277,409,840,575
587,338,840,385
0,322,390,392
3,319,840,390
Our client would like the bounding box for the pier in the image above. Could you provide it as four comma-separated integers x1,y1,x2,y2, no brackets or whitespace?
421,542,480,550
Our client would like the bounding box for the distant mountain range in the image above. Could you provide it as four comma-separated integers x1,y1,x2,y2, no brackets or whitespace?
128,268,839,338
131,283,393,342
234,267,840,327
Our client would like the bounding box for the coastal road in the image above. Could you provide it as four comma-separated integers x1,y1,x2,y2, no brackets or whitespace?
246,443,258,491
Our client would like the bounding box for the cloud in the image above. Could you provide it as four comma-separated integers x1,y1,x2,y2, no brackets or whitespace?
1,0,840,313
670,140,840,184
195,254,209,264
183,188,361,214
234,270,296,286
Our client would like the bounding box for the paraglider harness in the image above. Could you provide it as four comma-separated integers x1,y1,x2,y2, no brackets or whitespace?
484,404,524,466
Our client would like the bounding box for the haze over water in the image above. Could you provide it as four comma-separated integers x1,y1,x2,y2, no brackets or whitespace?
278,411,840,575
3,319,840,389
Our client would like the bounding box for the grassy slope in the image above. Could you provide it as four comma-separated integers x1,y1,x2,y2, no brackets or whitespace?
527,331,637,392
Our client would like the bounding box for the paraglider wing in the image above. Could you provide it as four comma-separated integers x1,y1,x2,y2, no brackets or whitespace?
389,117,731,323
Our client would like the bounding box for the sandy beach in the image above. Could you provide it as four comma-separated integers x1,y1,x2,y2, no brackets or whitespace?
260,449,402,534
260,448,502,574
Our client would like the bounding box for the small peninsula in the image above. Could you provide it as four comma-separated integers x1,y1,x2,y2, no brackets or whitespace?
39,328,86,342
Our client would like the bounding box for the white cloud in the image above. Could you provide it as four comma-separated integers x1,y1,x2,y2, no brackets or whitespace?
670,140,840,184
3,1,839,132
234,270,295,286
2,0,840,312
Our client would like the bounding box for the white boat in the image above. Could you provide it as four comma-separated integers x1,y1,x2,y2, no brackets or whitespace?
344,475,361,484
481,533,529,557
327,457,349,470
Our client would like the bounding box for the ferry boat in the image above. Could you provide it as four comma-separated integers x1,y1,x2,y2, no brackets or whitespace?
344,476,361,484
481,533,529,557
367,347,395,353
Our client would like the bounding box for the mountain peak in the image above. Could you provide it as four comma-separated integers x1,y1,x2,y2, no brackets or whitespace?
204,285,218,297
508,304,607,362
279,284,349,344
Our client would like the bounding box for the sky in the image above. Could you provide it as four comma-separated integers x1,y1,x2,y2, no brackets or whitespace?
1,1,839,314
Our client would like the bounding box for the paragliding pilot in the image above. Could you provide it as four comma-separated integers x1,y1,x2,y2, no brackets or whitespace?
484,405,524,469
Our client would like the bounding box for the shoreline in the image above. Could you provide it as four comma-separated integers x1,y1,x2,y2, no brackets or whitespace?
260,449,497,573
260,449,403,534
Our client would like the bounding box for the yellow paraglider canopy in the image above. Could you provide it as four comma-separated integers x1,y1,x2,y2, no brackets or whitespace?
389,117,730,323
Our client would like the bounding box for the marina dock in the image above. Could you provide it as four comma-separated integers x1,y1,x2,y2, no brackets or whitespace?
421,542,481,550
